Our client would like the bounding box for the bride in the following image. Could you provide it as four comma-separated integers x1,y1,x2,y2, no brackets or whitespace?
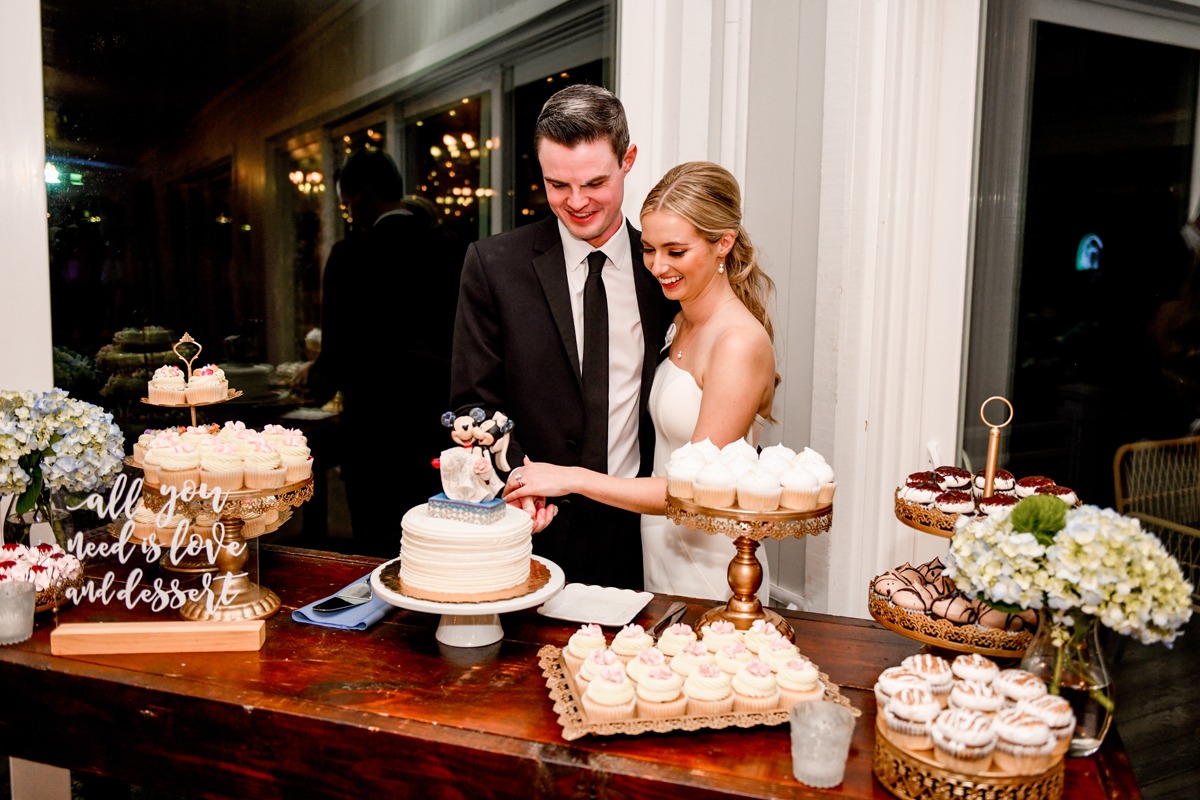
505,161,778,602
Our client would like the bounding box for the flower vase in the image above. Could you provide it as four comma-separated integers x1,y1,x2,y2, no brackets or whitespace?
1020,609,1115,757
3,487,74,549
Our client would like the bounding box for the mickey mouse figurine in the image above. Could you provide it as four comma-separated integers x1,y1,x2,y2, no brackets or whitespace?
435,408,515,502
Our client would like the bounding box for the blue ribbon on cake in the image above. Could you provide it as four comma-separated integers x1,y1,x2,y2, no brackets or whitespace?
292,575,391,631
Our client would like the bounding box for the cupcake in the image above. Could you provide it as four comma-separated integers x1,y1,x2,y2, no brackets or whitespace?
147,365,186,405
775,655,824,708
634,666,687,718
610,624,655,663
993,669,1048,707
563,623,608,673
277,432,313,482
668,641,715,677
718,438,759,465
779,464,820,511
242,513,267,538
153,511,191,549
665,451,705,500
949,679,1005,716
805,459,836,506
731,658,780,712
128,501,159,542
185,364,229,404
743,619,784,654
132,429,157,464
654,622,697,657
934,465,973,490
902,481,941,506
874,666,930,709
933,490,975,515
992,708,1056,775
901,653,953,708
682,663,734,715
699,619,743,653
759,636,802,672
180,424,218,447
1017,694,1075,758
715,641,754,675
626,646,668,684
759,443,797,463
931,707,997,772
576,647,620,695
156,443,201,491
243,441,286,489
581,667,637,721
978,494,1019,517
951,653,999,684
735,468,782,511
883,686,942,750
692,461,737,508
198,441,244,493
756,449,792,479
1014,475,1055,498
974,468,1016,495
1035,484,1078,506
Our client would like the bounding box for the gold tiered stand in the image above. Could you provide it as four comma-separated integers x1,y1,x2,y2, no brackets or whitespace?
665,496,832,641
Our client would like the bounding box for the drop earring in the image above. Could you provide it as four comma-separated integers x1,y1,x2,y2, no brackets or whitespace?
717,261,725,274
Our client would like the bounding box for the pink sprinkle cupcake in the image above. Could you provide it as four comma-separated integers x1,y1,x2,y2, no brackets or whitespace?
581,667,636,721
682,663,734,715
610,624,655,664
563,623,607,673
776,656,824,708
634,666,687,718
731,658,780,712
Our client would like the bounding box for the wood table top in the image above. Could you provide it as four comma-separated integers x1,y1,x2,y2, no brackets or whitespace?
0,540,1140,799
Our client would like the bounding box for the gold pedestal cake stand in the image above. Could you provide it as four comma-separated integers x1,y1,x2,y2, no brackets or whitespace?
665,496,832,641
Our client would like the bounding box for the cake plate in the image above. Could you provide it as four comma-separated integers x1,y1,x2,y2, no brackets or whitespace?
665,496,832,642
370,555,565,648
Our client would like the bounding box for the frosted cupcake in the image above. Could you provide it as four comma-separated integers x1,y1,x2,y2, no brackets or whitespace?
654,622,697,657
714,641,754,675
218,420,249,442
759,636,802,672
692,461,737,508
776,656,824,707
610,624,655,663
156,443,201,491
128,501,159,542
564,623,608,673
576,647,620,695
690,437,721,462
951,653,999,684
242,513,267,538
736,468,782,511
949,679,1004,716
682,663,735,715
699,619,743,653
625,646,668,684
668,641,715,677
634,666,687,718
808,459,837,506
132,429,158,464
731,659,780,712
992,708,1055,775
277,432,313,482
779,464,820,511
147,365,186,405
874,666,931,708
199,441,244,493
931,707,997,772
743,619,784,654
718,439,759,465
666,451,705,500
993,669,1048,707
185,364,228,404
581,667,637,721
901,653,953,708
1017,694,1075,758
180,424,218,447
883,686,942,750
243,441,286,489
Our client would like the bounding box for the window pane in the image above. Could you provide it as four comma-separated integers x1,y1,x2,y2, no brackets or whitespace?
408,97,485,244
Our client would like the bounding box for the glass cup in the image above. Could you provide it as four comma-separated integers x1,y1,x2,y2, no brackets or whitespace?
789,699,856,788
0,581,35,645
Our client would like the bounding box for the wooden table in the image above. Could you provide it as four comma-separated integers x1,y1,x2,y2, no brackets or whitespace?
0,543,1140,799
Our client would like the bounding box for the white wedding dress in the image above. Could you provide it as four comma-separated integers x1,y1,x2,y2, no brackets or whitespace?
640,353,770,605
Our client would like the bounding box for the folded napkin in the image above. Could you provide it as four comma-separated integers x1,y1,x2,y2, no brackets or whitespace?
292,575,391,631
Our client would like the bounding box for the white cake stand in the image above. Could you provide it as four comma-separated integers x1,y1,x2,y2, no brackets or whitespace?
370,555,565,647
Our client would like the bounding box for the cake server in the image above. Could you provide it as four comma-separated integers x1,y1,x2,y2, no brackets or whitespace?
647,601,688,639
312,581,373,613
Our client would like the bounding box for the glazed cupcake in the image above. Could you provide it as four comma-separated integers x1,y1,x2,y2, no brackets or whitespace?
692,461,737,508
759,636,802,672
743,619,784,654
634,666,687,718
901,653,953,708
883,686,942,751
993,669,1048,707
715,641,755,675
731,659,780,712
682,663,735,715
949,679,1005,716
736,468,782,511
581,667,637,721
156,443,201,491
655,622,698,657
147,365,186,405
563,623,608,673
576,647,620,695
931,707,997,772
1017,694,1075,758
198,441,244,493
185,364,228,404
951,653,999,684
775,656,824,708
626,646,669,684
699,619,743,653
668,641,715,678
610,624,655,663
874,666,931,709
779,464,820,511
992,708,1056,775
243,441,286,489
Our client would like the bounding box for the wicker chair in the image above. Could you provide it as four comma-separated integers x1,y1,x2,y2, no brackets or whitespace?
1113,436,1200,609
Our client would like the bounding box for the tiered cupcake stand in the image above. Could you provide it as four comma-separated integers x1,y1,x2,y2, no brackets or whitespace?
664,496,832,642
131,334,313,621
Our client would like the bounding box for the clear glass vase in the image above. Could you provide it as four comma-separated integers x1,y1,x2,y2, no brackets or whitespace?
1020,608,1115,757
3,487,74,549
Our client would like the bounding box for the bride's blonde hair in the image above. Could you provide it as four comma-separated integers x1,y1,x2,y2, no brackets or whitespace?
641,161,779,389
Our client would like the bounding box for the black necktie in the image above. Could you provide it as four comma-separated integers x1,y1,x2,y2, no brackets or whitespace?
581,250,609,473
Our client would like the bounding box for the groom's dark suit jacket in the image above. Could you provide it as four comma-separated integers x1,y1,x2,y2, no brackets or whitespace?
450,214,677,589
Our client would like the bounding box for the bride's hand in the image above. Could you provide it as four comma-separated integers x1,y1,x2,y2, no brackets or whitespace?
504,457,578,503
504,457,560,533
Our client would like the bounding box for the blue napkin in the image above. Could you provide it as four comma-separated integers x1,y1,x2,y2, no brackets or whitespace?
292,575,391,630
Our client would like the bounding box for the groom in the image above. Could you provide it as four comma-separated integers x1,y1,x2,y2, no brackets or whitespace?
449,84,677,590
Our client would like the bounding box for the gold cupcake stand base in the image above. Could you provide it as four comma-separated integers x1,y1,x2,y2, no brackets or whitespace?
665,496,832,642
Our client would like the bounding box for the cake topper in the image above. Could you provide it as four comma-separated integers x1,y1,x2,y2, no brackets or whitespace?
435,409,515,503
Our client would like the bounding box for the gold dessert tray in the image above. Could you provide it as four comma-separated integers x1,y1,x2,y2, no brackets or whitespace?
35,574,86,614
538,644,859,741
873,716,1064,800
893,492,958,537
666,496,832,540
867,591,1033,658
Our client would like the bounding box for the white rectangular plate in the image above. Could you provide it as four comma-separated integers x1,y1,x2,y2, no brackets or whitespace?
536,583,653,627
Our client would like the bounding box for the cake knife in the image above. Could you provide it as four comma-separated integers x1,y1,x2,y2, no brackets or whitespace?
312,581,373,613
646,601,688,639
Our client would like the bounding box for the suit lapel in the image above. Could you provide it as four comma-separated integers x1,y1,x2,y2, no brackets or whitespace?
628,221,664,413
530,217,582,384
